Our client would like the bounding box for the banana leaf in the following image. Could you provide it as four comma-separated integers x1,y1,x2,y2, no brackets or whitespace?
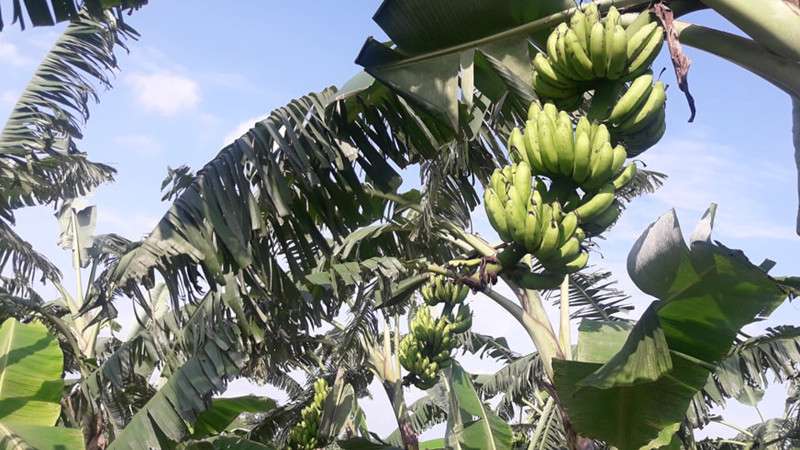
553,205,789,450
0,318,85,449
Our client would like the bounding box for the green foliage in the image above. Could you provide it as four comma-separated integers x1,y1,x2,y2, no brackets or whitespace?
444,361,513,449
554,208,789,450
0,318,84,449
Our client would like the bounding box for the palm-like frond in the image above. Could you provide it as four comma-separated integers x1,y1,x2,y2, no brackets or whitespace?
475,353,546,420
0,0,145,31
545,269,634,321
0,220,60,282
616,168,668,203
686,326,800,430
1,7,138,283
1,9,137,213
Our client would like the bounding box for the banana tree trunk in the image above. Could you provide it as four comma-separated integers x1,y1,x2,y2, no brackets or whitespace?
794,98,800,235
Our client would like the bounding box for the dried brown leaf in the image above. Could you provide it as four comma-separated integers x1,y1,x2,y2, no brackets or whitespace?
654,2,697,122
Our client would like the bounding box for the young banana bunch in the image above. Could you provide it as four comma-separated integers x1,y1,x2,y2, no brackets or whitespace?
533,4,664,106
483,162,591,273
286,378,330,450
421,274,469,306
508,102,637,192
605,73,667,156
399,305,469,390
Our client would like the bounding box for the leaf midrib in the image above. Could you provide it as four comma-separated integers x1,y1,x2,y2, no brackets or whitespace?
0,321,17,404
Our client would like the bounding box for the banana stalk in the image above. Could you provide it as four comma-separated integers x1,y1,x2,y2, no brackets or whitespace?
671,21,800,98
700,0,800,61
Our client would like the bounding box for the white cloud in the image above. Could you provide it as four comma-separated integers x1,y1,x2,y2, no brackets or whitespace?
222,114,268,146
113,134,163,156
125,72,200,117
1,90,18,108
629,135,797,241
0,40,31,67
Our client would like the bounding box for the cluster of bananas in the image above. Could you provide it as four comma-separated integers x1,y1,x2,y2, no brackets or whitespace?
421,274,469,306
533,4,664,106
286,378,329,450
484,162,590,273
399,305,471,389
508,103,636,191
605,73,667,156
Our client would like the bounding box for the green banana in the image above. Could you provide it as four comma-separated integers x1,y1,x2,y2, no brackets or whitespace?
589,22,606,78
584,2,599,28
560,212,579,242
627,26,664,78
620,107,666,156
584,200,622,235
533,72,579,99
607,25,628,79
610,144,628,175
574,183,615,222
575,115,592,139
513,161,532,205
626,10,653,40
524,210,540,252
533,52,572,89
613,163,637,190
590,123,610,152
537,113,560,173
570,10,589,51
572,131,592,184
587,142,614,189
524,121,546,173
543,103,559,123
565,29,594,79
528,102,542,121
617,80,666,134
608,73,653,124
508,127,527,163
547,25,561,67
537,218,561,260
555,112,575,175
554,236,581,263
563,251,590,273
627,21,658,60
485,190,511,241
555,24,571,76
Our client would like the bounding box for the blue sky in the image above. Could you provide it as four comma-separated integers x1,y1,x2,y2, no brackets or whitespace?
2,1,799,441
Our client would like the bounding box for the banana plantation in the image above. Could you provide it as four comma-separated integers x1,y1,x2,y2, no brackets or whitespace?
2,0,800,449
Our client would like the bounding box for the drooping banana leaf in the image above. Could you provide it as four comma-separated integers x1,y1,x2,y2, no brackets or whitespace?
0,6,138,284
0,0,145,31
190,396,276,438
444,361,513,450
553,206,789,450
355,0,580,126
106,287,248,449
0,318,84,450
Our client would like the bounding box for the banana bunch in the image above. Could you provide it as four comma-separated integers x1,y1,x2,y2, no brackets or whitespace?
447,304,473,334
286,378,329,450
483,161,533,243
533,4,664,104
421,274,469,306
606,73,667,156
521,197,590,273
483,163,590,273
399,305,469,390
509,103,635,192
